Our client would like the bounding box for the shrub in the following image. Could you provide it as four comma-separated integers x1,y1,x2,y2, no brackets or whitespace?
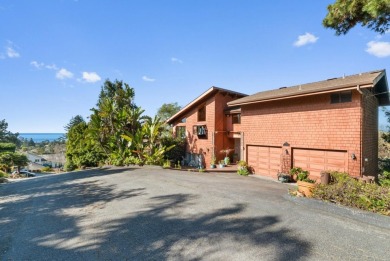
0,170,8,178
160,136,186,162
123,156,142,166
312,171,390,216
163,159,171,169
379,170,390,187
237,167,250,176
42,166,53,172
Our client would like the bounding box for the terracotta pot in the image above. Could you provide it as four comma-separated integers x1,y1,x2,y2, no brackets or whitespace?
297,180,316,197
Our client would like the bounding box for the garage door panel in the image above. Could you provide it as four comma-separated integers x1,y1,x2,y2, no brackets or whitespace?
247,146,281,177
293,148,348,178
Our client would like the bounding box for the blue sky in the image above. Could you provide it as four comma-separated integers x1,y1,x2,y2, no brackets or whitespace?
1,0,389,133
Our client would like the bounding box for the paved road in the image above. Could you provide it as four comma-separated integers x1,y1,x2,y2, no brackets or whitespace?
0,167,389,261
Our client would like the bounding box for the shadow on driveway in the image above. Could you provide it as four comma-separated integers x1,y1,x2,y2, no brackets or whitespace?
0,168,311,260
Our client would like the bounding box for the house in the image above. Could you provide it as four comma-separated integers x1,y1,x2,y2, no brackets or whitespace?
168,70,389,180
166,87,247,168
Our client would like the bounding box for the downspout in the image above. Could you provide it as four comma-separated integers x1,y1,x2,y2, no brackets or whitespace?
357,85,363,177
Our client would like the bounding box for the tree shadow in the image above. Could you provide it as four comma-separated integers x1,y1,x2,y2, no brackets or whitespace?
2,187,311,260
0,167,145,259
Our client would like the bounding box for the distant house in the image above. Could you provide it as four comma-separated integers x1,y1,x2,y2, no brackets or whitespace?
168,69,389,179
26,153,48,165
25,152,64,170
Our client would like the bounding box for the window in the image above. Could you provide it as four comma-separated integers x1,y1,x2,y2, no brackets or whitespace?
232,114,241,124
198,105,206,121
331,91,352,104
176,126,186,138
192,125,207,138
181,118,186,123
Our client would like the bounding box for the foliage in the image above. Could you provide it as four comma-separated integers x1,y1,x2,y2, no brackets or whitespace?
156,102,181,122
379,170,390,187
237,167,250,176
0,170,8,178
66,122,105,169
64,115,85,132
237,160,248,167
0,119,21,147
122,116,175,166
160,136,186,163
0,152,29,173
313,171,390,215
42,166,53,172
0,143,16,153
163,159,171,169
323,0,390,35
210,155,217,165
290,167,315,183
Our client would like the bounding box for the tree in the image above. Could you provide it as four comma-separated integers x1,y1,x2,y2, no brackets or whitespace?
0,119,21,146
156,102,181,122
64,115,85,132
323,0,390,35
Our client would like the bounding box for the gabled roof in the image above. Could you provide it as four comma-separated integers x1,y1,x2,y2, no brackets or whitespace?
166,86,247,124
228,70,389,107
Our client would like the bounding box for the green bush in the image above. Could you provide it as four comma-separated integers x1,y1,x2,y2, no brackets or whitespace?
42,166,53,172
0,170,8,178
379,170,390,187
313,171,390,216
123,155,142,166
237,167,250,176
160,136,186,162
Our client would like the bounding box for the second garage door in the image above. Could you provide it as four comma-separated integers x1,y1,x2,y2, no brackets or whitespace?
247,145,281,178
293,148,348,178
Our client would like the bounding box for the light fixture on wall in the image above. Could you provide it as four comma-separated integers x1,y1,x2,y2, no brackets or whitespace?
351,153,356,160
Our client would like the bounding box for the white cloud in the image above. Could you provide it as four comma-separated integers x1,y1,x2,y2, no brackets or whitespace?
56,68,74,79
294,32,319,47
82,71,101,83
142,75,156,82
6,46,20,58
366,41,390,58
45,64,58,70
171,57,183,63
30,61,44,69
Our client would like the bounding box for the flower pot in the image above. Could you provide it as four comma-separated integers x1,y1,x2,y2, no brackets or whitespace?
219,164,224,168
297,180,316,197
210,164,216,169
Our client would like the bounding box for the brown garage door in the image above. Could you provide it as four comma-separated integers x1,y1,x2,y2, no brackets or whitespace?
247,145,281,178
293,148,348,178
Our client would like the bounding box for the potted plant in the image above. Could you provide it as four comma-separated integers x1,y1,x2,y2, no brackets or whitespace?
218,160,225,168
295,168,316,197
289,167,302,181
220,148,233,166
237,160,250,176
277,172,291,183
210,154,216,169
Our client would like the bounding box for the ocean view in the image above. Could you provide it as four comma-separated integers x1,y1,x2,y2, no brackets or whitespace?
19,133,65,143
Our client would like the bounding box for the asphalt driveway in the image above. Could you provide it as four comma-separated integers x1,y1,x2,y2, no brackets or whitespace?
0,167,389,260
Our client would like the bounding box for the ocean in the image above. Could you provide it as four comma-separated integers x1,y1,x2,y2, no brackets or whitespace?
19,133,66,143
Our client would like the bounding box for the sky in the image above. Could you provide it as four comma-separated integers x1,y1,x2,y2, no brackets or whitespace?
1,0,390,133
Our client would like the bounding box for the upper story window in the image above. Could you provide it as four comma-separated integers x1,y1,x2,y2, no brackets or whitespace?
198,105,206,121
176,126,186,138
232,114,241,124
181,118,186,123
331,91,352,104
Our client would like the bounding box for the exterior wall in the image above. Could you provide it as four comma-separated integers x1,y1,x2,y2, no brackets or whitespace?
214,93,235,162
241,90,363,177
361,88,379,177
171,92,239,167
